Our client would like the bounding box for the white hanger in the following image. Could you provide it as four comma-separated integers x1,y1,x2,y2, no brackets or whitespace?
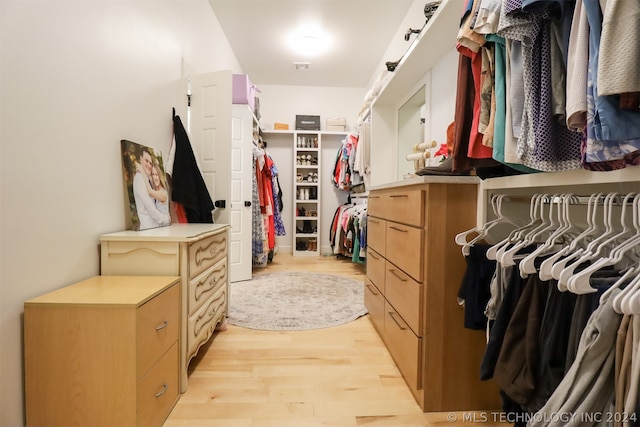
540,193,598,282
460,194,520,256
499,194,552,267
567,193,638,294
486,194,543,260
557,192,618,291
455,194,499,254
600,265,639,311
519,194,576,278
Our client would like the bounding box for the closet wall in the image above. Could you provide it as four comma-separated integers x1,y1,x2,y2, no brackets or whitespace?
0,2,243,426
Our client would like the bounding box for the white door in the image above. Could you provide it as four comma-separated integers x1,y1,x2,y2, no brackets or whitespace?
229,105,253,282
187,71,252,282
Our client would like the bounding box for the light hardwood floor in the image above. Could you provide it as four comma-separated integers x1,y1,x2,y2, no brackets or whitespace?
164,253,508,427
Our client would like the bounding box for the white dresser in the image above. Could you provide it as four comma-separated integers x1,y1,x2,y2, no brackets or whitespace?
100,223,230,392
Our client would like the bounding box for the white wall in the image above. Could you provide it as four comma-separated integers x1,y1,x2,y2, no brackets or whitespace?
0,1,242,426
366,0,429,88
256,84,365,133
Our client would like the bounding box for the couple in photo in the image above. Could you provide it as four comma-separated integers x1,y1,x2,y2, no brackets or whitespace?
121,140,171,231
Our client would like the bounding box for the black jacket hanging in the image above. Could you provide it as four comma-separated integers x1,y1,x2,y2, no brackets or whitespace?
170,114,214,223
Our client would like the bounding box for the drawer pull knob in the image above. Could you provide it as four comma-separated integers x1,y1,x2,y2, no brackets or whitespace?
369,218,380,224
369,252,379,260
366,284,379,296
389,269,407,282
388,312,407,330
155,384,168,398
390,226,408,233
155,320,169,331
369,195,380,199
390,194,409,198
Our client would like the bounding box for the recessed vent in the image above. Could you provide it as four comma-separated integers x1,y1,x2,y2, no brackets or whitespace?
293,61,310,70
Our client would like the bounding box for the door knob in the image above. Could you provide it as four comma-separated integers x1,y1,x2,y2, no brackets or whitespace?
214,200,226,208
244,201,252,207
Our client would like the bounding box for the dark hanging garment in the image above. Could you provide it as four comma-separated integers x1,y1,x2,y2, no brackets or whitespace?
170,115,214,223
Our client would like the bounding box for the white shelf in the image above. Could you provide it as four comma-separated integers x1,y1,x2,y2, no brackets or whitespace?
373,0,461,107
482,167,640,190
293,131,322,256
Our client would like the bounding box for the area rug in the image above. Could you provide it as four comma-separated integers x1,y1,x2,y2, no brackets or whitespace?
227,271,368,331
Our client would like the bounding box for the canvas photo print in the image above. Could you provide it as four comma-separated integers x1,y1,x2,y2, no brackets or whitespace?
120,139,171,231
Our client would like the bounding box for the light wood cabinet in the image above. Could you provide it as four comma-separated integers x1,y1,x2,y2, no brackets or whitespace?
99,223,230,393
365,178,501,412
24,276,180,427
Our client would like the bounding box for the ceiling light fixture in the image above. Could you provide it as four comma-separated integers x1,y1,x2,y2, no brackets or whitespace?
287,25,331,56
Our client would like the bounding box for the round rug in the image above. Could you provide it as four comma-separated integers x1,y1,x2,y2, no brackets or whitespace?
227,271,368,331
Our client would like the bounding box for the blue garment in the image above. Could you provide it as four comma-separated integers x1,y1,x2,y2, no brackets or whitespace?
583,0,640,162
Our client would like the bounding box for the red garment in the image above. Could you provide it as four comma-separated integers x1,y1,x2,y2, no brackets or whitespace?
256,154,276,250
458,44,493,159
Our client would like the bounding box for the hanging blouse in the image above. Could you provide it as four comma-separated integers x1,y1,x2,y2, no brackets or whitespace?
498,0,582,172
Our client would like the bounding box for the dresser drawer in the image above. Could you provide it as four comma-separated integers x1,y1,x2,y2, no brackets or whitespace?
187,285,227,359
385,265,423,336
385,222,423,282
137,283,180,378
364,277,385,334
365,248,385,294
101,241,180,276
188,258,227,317
189,233,227,279
367,217,386,256
137,342,179,427
384,301,422,391
368,189,424,227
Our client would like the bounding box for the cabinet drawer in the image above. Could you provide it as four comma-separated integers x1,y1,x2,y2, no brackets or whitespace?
386,265,423,336
137,283,180,378
365,248,385,294
367,192,386,218
364,277,385,334
367,217,386,256
384,301,422,391
137,342,179,427
385,222,423,282
188,258,227,317
187,285,227,359
368,189,424,226
189,233,227,279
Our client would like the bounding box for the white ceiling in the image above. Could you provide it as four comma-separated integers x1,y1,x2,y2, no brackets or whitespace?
208,0,414,88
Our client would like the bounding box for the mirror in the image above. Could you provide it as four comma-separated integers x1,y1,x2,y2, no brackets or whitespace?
397,85,426,179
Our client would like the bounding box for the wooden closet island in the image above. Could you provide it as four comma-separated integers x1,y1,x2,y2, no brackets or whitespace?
365,177,501,412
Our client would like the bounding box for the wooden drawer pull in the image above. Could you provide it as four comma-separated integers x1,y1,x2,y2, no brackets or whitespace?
390,194,408,198
369,251,379,260
389,226,408,233
388,312,407,330
155,320,169,331
389,269,407,282
155,383,168,398
369,195,380,199
368,218,381,224
366,284,379,296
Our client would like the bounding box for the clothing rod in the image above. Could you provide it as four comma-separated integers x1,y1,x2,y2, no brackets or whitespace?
492,193,636,206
